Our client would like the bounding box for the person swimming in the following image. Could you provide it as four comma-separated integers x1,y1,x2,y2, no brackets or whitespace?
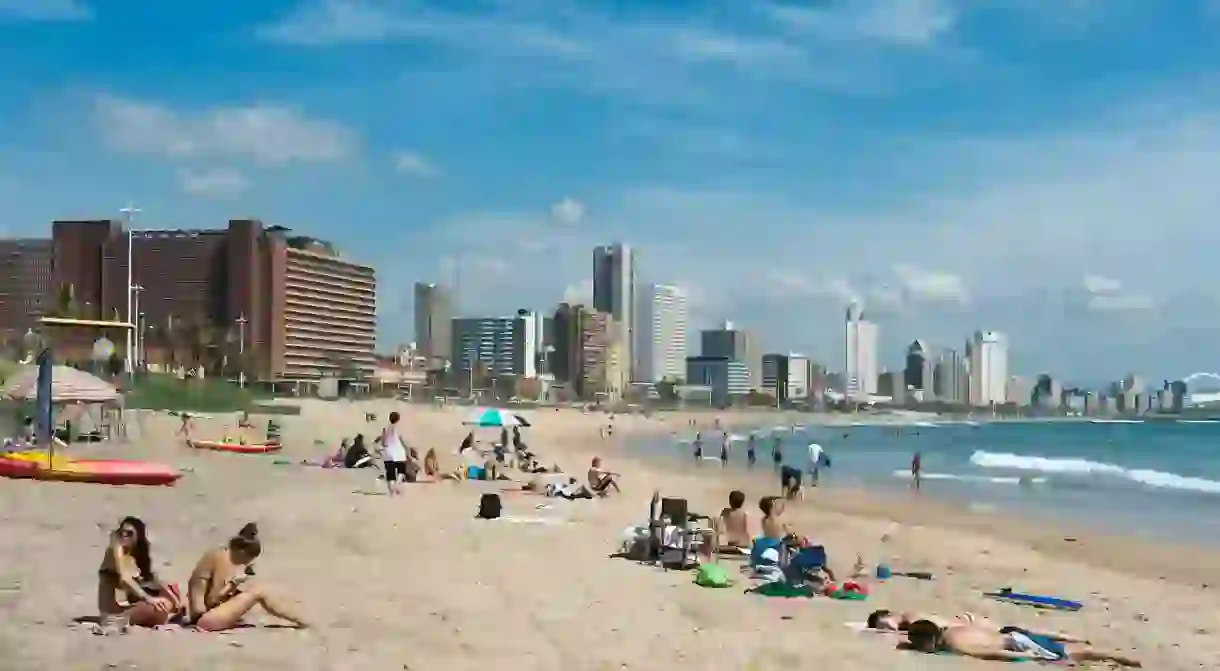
186,523,308,632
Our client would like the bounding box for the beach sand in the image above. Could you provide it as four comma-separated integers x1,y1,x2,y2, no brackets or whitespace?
1,402,1217,670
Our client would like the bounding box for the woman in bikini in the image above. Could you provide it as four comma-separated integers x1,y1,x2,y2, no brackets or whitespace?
97,516,181,630
186,523,308,631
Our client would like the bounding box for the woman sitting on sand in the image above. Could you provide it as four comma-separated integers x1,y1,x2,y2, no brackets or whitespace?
423,448,440,477
186,523,308,632
96,516,181,632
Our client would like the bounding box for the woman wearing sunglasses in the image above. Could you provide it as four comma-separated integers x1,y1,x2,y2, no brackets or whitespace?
96,516,181,632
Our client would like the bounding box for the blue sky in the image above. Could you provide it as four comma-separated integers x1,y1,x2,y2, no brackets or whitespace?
4,0,1220,385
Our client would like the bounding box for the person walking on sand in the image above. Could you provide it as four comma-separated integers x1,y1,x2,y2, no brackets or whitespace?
746,433,757,468
911,451,922,491
375,411,410,496
692,432,704,465
719,432,730,468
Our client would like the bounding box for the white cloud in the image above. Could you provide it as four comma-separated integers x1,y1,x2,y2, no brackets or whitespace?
177,168,250,199
1081,274,1154,312
562,279,593,305
765,0,959,48
894,264,968,303
0,0,90,21
550,198,586,226
393,150,439,178
92,94,356,165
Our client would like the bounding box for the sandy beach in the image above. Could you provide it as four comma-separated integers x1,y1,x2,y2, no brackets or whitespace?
1,402,1217,670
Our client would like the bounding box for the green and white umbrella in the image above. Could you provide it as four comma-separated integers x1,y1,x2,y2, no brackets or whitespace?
463,408,529,428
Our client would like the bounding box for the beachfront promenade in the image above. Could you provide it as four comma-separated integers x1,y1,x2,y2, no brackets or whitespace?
0,401,1212,669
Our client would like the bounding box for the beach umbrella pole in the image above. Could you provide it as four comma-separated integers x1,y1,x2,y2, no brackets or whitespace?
36,348,55,466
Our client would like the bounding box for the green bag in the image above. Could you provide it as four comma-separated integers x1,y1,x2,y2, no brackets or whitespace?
694,563,733,588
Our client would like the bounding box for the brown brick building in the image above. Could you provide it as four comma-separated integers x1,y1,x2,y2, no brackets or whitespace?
0,239,53,343
2,219,376,381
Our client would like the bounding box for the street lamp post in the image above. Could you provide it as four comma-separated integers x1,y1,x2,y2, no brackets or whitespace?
235,314,248,389
120,202,141,378
131,285,143,370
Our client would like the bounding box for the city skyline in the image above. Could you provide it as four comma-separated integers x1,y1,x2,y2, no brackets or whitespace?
4,2,1220,381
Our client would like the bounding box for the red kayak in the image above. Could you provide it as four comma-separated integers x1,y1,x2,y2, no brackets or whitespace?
189,440,282,454
0,453,182,486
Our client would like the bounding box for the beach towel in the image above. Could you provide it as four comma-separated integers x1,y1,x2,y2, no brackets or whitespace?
984,589,1083,611
748,581,815,598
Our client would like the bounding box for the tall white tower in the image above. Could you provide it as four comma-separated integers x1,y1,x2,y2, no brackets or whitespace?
635,284,688,383
968,330,1008,406
593,243,636,380
844,302,879,400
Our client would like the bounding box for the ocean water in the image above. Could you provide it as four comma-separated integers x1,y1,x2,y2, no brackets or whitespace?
636,419,1220,545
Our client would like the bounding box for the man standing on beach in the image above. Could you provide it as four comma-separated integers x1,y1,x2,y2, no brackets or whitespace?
693,432,704,465
911,451,922,491
807,442,828,486
376,411,410,496
746,433,757,468
771,436,783,472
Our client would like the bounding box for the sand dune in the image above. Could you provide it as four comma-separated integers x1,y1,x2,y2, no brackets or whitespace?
0,402,1216,670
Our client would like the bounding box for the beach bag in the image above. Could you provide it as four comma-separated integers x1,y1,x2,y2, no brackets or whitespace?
694,563,732,588
477,493,502,520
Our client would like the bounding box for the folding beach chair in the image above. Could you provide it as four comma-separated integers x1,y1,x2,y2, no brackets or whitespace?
658,497,710,571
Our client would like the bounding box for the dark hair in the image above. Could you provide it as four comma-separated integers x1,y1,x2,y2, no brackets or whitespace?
759,496,778,516
353,434,365,449
118,516,155,581
728,490,745,510
389,411,400,424
229,522,262,559
866,609,892,630
906,620,944,653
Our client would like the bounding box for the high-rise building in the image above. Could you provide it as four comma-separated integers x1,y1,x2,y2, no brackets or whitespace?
48,219,375,380
844,303,879,399
968,330,1008,406
550,303,621,400
685,356,751,405
904,340,935,393
700,321,760,388
413,282,452,363
762,353,813,402
0,239,53,339
635,283,688,383
592,243,635,380
450,312,537,378
933,348,965,403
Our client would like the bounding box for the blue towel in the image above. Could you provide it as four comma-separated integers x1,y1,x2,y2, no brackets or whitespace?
750,537,783,567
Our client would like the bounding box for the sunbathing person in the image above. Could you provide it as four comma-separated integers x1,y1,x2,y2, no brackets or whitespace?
868,609,995,632
550,477,594,500
186,523,308,631
903,619,1141,666
96,516,181,632
587,457,621,495
718,490,752,550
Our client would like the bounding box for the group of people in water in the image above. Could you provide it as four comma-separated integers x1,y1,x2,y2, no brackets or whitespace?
688,424,831,501
97,517,307,634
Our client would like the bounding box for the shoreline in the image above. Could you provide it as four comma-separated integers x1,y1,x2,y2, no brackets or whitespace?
609,420,1220,590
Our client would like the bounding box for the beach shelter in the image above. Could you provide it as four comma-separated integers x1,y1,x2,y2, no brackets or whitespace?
1,363,120,403
463,408,525,428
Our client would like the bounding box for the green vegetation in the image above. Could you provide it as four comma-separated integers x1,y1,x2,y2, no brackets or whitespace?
125,373,256,413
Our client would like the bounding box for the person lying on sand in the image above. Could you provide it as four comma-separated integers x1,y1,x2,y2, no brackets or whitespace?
96,516,182,633
718,490,752,550
186,523,308,632
869,609,995,632
587,456,621,495
903,619,1141,666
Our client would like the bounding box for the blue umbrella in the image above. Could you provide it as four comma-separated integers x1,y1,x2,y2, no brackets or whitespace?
35,348,54,459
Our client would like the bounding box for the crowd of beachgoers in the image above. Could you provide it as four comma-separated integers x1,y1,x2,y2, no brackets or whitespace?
2,401,1214,669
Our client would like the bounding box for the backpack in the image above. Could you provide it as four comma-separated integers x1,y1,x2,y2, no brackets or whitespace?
477,493,502,520
694,563,733,588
